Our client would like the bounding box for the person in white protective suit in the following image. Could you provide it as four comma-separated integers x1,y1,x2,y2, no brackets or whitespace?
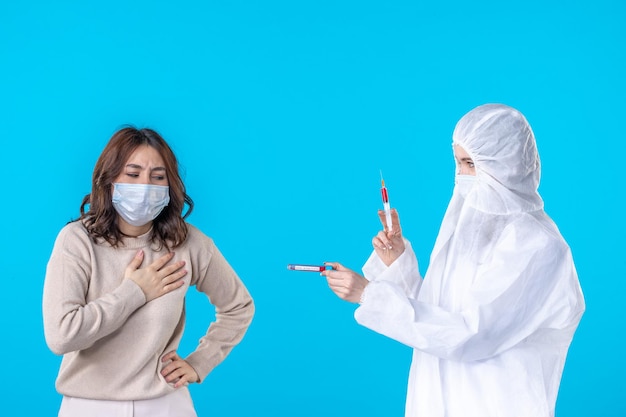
322,103,585,417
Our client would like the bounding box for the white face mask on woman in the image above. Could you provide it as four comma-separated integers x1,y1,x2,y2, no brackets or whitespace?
112,183,170,227
454,174,476,199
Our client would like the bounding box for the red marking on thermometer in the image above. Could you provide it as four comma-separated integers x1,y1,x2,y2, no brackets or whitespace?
380,170,393,232
287,264,334,272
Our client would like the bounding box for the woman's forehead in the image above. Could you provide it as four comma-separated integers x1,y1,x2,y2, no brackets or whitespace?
124,145,165,166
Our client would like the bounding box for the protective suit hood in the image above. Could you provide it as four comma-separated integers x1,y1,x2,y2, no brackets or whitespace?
452,103,544,214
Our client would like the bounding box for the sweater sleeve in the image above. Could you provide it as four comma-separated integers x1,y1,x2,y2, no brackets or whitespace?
185,236,254,382
42,225,146,355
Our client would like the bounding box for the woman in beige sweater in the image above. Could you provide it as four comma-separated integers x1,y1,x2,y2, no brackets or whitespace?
43,127,254,416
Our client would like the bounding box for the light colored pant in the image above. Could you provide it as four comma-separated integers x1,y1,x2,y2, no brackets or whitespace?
58,388,197,417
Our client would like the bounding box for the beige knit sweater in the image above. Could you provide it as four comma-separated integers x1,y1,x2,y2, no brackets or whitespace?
43,221,254,400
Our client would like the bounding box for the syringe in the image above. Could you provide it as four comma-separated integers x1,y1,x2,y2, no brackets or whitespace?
380,170,393,232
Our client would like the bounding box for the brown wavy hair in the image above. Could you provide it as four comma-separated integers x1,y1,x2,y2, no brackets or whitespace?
79,127,194,249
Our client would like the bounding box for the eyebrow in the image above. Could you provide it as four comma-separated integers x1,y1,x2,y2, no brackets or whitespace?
125,164,167,172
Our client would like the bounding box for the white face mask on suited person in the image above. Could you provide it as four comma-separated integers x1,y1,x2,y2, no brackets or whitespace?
454,175,476,199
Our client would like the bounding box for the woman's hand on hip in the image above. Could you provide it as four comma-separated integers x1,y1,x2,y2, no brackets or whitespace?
161,351,200,388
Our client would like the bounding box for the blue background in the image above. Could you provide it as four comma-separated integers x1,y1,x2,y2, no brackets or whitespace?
1,1,624,415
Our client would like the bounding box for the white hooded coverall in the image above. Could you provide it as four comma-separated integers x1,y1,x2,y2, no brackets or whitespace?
355,104,585,417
